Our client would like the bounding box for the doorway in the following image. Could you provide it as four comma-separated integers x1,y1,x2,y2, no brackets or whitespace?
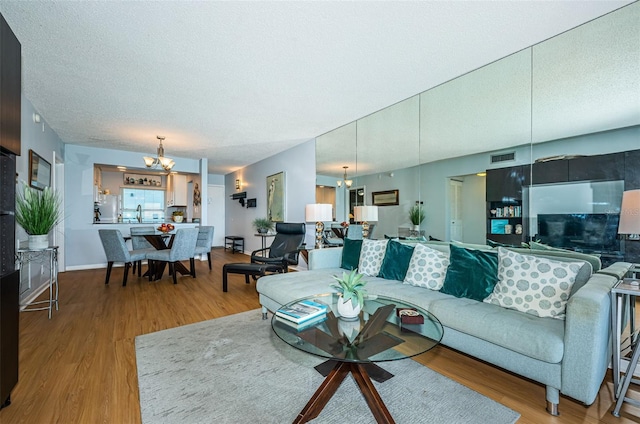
449,179,463,241
207,185,225,247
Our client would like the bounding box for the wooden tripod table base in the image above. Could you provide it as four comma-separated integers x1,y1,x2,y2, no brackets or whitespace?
293,361,395,424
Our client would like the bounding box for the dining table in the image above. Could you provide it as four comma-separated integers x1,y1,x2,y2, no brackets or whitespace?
134,232,191,280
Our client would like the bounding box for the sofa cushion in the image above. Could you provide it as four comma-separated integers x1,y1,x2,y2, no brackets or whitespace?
485,247,583,320
358,239,388,276
403,244,450,290
440,244,498,301
340,238,363,271
379,240,414,281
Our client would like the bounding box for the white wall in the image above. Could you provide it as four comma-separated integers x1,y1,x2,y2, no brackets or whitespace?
225,140,316,253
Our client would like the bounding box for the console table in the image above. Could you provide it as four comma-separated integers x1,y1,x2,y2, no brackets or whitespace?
225,236,244,254
16,246,59,319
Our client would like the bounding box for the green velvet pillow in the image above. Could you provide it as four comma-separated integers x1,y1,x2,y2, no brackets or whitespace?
378,240,415,281
441,244,499,301
341,238,363,270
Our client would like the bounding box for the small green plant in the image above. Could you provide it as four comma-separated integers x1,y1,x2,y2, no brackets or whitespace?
172,210,184,216
15,186,63,235
409,204,425,226
330,269,367,308
253,217,274,233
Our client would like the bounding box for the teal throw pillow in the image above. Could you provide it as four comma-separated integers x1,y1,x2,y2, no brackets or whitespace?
441,244,499,301
378,240,415,281
341,238,363,270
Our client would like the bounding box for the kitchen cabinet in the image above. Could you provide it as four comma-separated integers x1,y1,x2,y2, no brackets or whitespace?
568,152,624,182
167,174,187,206
486,166,524,202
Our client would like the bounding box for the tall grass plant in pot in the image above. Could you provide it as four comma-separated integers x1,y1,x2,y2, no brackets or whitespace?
409,204,425,232
15,186,63,249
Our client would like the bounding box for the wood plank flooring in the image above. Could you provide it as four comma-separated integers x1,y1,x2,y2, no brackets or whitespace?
1,247,639,423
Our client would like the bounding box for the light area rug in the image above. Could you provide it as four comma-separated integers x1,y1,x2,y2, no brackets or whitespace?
136,310,520,424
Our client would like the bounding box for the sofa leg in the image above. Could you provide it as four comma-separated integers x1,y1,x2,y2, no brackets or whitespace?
261,306,268,320
546,401,559,416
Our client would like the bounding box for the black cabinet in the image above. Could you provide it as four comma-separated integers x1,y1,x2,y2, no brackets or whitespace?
568,152,624,182
625,149,640,190
0,271,19,408
486,166,524,202
526,160,569,185
0,14,21,156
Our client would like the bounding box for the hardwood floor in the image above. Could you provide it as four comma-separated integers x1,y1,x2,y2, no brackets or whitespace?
1,248,639,423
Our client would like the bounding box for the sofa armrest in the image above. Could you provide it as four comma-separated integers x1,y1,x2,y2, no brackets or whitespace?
561,272,620,405
308,247,343,270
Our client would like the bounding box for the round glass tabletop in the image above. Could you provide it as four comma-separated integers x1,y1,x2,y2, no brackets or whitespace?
271,293,443,363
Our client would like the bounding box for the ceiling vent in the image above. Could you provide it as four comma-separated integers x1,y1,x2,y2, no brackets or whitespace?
490,152,515,163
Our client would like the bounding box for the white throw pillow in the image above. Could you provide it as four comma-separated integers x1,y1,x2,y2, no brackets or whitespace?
403,244,450,290
484,247,583,320
358,239,388,276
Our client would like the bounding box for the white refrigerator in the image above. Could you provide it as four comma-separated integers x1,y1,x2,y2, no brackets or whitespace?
99,195,119,223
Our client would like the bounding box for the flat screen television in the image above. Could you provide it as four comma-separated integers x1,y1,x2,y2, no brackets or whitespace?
537,213,621,254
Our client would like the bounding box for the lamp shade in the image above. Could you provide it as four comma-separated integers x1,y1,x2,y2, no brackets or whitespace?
354,205,378,222
619,189,640,234
305,203,333,222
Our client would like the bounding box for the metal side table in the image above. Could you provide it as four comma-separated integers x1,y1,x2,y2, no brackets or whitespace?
611,268,640,416
16,246,59,319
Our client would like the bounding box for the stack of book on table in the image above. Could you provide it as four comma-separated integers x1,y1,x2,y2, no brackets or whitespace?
275,299,328,331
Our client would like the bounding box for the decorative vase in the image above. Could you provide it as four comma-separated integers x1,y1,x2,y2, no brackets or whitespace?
28,234,49,250
412,224,420,232
173,215,183,223
337,296,361,321
258,228,268,234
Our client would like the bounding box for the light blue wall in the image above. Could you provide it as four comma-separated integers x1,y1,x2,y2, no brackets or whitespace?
225,140,316,253
63,144,203,269
208,174,225,185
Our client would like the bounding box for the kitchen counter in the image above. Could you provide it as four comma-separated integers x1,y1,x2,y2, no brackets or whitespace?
92,222,200,236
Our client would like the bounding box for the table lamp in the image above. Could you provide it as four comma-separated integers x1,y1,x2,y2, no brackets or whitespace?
619,189,640,240
354,205,378,239
305,203,333,248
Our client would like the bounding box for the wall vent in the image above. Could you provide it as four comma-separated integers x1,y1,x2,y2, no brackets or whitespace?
490,152,515,163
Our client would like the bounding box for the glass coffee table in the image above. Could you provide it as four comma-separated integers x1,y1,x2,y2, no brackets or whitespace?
272,293,443,424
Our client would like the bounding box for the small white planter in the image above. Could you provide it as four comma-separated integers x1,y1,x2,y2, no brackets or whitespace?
337,296,361,321
173,215,184,223
28,234,49,250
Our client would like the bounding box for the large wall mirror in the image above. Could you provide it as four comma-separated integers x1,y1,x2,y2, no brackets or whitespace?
315,2,639,263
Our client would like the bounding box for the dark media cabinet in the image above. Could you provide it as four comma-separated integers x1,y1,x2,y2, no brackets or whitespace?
486,148,640,265
0,13,21,409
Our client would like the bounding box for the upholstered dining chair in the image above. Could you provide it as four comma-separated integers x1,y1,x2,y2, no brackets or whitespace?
250,222,306,273
146,228,199,284
130,226,155,276
98,229,151,286
193,226,214,276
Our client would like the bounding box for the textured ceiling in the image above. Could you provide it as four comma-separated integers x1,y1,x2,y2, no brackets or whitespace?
0,1,633,174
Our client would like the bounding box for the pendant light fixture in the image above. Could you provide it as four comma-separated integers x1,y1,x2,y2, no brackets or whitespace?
336,166,353,188
143,135,175,171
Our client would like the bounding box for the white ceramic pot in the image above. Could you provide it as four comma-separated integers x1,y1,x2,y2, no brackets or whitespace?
173,215,184,223
337,296,361,321
28,234,49,250
412,224,420,232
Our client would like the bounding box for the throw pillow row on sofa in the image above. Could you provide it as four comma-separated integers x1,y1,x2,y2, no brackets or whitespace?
341,239,585,320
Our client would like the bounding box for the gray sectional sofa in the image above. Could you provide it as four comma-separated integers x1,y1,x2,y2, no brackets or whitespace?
256,241,632,415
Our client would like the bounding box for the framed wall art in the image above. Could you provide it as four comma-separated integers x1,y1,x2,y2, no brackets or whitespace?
29,149,51,190
266,171,285,222
372,189,399,206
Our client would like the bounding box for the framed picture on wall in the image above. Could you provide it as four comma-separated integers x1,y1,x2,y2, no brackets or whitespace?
266,171,285,222
29,149,51,190
372,189,399,206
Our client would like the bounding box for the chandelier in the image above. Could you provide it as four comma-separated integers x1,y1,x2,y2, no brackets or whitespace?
143,136,175,171
336,166,353,188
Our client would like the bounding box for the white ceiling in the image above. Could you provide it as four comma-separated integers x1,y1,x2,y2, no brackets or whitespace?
0,1,633,174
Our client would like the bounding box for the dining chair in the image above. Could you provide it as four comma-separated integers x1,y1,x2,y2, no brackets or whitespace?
130,226,155,276
146,228,199,284
193,226,215,276
98,229,151,286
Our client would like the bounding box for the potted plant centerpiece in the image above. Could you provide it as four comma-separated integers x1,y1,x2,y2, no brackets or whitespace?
172,210,184,223
253,217,274,234
330,269,367,320
409,204,425,232
15,186,63,249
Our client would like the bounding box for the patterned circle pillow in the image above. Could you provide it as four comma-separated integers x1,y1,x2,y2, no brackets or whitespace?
403,244,450,290
484,247,584,320
358,239,389,276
